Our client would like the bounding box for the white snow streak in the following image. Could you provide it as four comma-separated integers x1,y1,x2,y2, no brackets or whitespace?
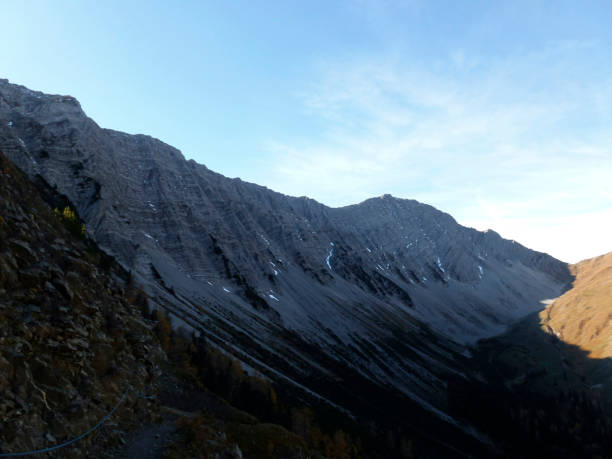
436,256,445,273
325,243,334,270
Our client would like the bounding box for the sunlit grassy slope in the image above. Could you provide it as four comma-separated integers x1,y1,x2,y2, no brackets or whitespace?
541,251,612,359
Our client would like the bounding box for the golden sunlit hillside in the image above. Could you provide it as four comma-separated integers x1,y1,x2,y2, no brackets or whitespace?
541,251,612,359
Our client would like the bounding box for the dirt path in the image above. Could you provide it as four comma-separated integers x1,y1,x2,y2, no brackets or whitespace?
109,370,229,458
114,417,178,459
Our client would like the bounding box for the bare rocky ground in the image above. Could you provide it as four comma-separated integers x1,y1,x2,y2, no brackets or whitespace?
0,152,163,457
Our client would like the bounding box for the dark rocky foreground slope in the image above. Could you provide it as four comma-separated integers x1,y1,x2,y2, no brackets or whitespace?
0,152,163,456
0,79,574,452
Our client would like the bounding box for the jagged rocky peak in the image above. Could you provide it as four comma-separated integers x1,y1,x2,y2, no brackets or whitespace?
0,80,572,429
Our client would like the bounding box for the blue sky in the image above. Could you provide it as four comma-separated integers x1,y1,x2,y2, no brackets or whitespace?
2,1,611,263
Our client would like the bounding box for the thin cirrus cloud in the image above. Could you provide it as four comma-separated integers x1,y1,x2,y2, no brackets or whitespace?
266,43,612,262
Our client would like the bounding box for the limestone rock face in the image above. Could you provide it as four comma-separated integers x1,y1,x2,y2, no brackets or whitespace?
0,80,572,416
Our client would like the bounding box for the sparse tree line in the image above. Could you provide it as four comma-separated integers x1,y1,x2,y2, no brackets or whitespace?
130,285,418,458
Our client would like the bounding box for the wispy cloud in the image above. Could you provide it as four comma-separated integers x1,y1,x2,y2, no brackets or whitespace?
265,43,612,261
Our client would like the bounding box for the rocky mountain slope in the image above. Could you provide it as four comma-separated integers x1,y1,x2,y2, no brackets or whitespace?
0,151,164,456
0,79,572,434
1,149,348,459
0,150,364,459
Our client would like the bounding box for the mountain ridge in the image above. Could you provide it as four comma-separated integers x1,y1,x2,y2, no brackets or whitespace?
0,79,572,434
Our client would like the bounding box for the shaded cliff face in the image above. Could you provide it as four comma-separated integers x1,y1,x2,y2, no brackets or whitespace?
0,79,571,421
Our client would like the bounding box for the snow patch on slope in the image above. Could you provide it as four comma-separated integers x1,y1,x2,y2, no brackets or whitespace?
325,242,334,270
